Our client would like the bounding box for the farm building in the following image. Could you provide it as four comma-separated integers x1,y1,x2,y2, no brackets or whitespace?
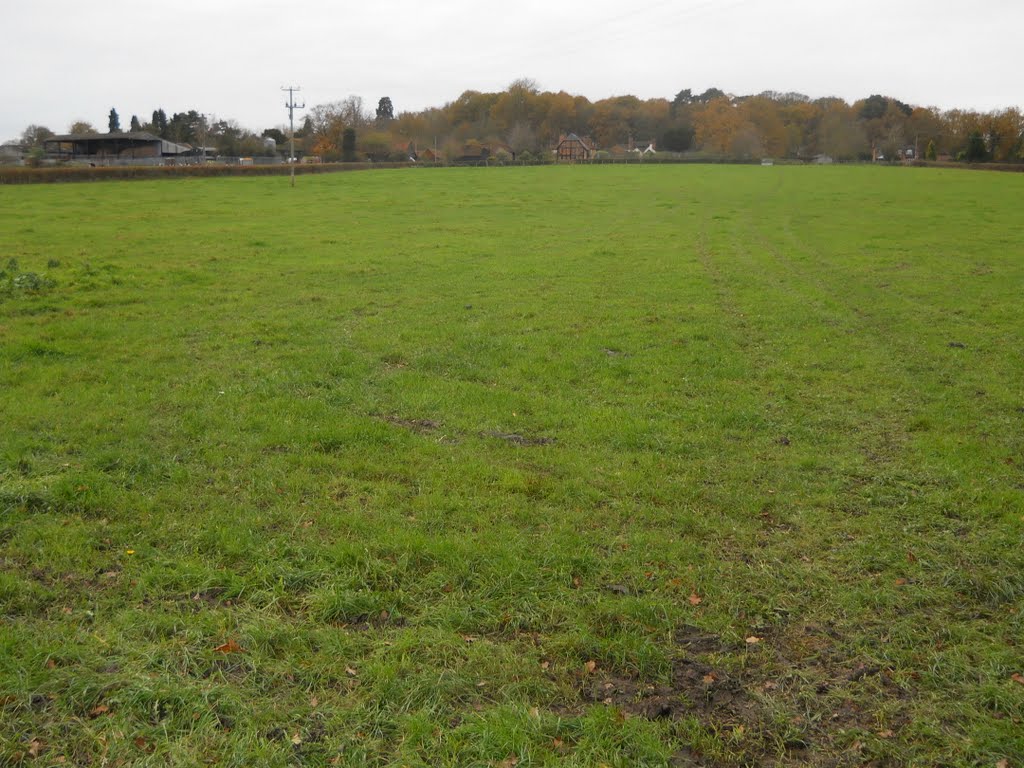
0,142,26,165
43,132,192,163
555,133,596,161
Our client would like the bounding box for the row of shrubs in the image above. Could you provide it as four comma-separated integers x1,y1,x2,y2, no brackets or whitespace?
0,162,414,184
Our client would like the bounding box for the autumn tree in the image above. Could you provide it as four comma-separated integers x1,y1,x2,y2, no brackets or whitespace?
694,96,743,154
20,125,54,146
490,78,540,134
740,97,786,157
816,99,866,160
982,108,1024,162
358,130,391,161
590,95,646,147
69,121,97,135
535,90,577,145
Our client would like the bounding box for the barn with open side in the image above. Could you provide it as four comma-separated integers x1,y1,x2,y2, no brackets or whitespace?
43,132,192,163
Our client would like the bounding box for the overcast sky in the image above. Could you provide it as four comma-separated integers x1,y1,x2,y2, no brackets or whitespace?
3,0,1022,141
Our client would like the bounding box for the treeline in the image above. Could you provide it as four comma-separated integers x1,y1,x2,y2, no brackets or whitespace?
14,81,1024,163
291,82,1024,163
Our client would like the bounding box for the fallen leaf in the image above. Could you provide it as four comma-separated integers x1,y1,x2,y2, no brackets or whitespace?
345,666,358,677
540,660,550,670
28,740,43,758
688,592,702,606
745,636,762,645
214,639,245,654
45,659,56,669
895,578,908,586
702,673,717,684
125,549,135,555
291,732,302,745
461,635,477,643
572,576,582,588
497,757,519,768
476,680,488,687
584,660,598,673
996,760,1009,768
529,707,540,718
310,695,319,708
877,729,894,738
1011,673,1024,686
906,551,917,563
552,738,564,748
89,704,110,717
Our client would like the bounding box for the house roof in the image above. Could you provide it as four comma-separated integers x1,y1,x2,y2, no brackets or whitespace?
557,133,595,150
45,131,164,143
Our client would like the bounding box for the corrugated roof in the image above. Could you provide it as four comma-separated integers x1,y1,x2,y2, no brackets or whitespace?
45,131,163,142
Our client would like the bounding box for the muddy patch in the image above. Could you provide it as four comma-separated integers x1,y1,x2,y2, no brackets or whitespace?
581,656,751,725
568,621,916,765
381,415,441,434
484,431,556,447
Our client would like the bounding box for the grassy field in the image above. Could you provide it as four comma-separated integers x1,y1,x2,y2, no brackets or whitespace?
1,165,1022,767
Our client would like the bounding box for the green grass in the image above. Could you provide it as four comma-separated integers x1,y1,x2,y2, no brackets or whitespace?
1,165,1022,766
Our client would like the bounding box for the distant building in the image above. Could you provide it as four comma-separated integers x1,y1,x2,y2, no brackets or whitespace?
0,142,26,165
454,144,490,165
629,136,657,155
42,132,192,163
555,133,596,161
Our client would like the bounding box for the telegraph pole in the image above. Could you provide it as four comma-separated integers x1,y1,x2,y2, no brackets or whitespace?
282,86,305,187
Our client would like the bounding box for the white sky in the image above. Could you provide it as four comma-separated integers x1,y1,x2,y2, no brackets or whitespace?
3,0,1022,141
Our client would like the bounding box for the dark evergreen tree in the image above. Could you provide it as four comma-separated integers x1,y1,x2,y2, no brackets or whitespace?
376,96,395,124
152,109,168,137
342,127,357,162
661,125,695,152
130,115,142,132
108,108,120,133
965,132,988,162
262,128,287,144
